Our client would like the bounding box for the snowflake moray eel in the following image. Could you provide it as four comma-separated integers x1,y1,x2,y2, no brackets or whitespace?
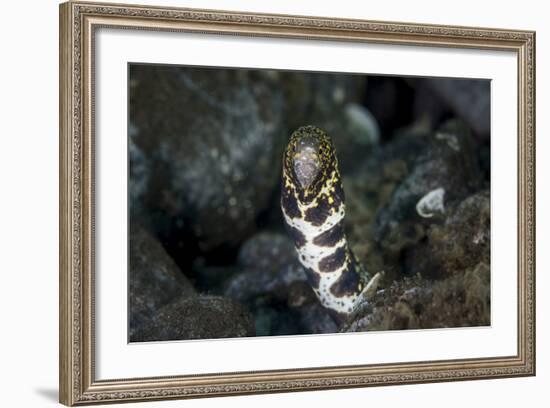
281,125,382,321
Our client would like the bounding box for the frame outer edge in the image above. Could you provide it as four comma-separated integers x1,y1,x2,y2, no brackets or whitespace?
518,30,536,376
527,30,536,376
532,31,536,376
59,1,536,404
59,1,76,406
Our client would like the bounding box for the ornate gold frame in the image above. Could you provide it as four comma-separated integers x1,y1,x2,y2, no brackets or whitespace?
59,1,536,405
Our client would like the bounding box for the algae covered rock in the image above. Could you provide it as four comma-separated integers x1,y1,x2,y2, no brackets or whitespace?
133,296,255,342
373,120,482,256
129,225,196,341
345,262,490,332
129,225,255,342
405,190,490,279
130,65,286,251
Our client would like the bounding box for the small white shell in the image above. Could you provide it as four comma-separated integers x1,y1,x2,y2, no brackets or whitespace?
416,187,446,218
435,131,460,151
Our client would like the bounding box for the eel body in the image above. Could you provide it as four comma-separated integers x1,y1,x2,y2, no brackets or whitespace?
281,125,381,319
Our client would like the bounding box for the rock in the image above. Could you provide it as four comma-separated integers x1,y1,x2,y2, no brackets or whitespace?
133,296,255,341
128,123,149,217
404,190,490,279
297,302,339,334
411,77,490,141
250,285,338,336
129,226,256,342
224,232,307,302
373,120,482,256
337,119,483,282
344,103,381,145
129,225,196,341
280,71,366,131
424,78,490,140
328,103,380,174
224,232,338,334
338,175,387,282
130,65,286,251
252,300,302,337
345,262,490,332
336,126,429,281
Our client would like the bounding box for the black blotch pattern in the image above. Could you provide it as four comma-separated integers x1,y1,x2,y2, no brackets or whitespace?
330,261,361,297
287,225,306,248
304,195,331,227
281,184,300,219
304,267,321,289
318,246,346,272
313,220,345,247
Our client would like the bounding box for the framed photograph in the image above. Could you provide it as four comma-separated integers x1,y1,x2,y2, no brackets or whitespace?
59,1,536,405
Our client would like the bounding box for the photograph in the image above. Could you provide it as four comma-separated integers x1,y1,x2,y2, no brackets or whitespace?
57,1,535,404
128,64,491,342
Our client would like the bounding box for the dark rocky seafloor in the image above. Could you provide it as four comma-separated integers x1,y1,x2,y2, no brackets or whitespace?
128,65,491,342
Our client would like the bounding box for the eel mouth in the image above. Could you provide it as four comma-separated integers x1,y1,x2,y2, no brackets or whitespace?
293,134,321,189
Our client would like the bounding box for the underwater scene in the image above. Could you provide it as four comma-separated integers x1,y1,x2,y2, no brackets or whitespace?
128,64,491,342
